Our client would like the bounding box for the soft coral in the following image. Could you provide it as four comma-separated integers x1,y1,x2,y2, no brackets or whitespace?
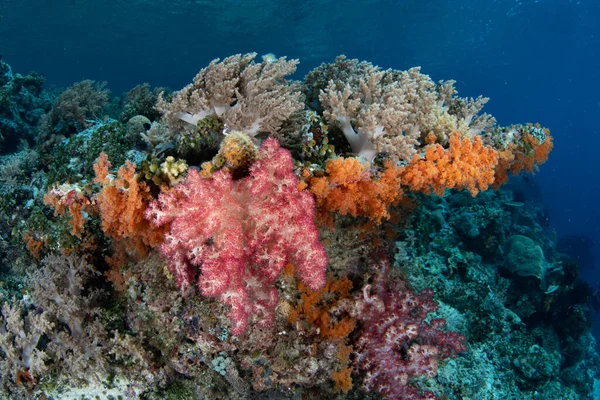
146,138,327,335
401,131,498,196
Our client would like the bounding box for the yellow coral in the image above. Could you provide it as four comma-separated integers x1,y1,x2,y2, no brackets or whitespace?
160,156,188,185
220,131,259,169
200,131,260,177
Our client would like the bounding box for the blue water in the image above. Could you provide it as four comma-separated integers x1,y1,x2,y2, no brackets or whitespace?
1,0,600,396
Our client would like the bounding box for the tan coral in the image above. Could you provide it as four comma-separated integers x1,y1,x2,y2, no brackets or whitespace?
317,59,497,163
157,53,303,142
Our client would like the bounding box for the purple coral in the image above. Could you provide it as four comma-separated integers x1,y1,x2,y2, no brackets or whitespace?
354,257,466,400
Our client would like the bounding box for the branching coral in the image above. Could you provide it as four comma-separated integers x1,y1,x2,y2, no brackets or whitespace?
316,57,496,162
306,156,403,224
94,152,168,258
319,68,419,161
30,253,109,383
0,299,52,390
157,53,303,142
303,55,376,112
38,80,110,138
146,138,327,335
120,83,165,122
401,132,499,196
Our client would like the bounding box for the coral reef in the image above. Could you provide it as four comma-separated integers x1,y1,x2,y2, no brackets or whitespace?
0,59,49,153
0,55,594,400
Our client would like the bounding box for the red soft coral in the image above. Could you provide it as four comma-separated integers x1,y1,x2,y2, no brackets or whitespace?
146,138,327,335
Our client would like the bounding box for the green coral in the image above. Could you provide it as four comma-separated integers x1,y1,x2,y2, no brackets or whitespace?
177,115,224,157
504,235,546,282
45,120,137,184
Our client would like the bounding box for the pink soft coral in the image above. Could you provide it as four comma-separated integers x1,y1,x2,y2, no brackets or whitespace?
146,138,327,335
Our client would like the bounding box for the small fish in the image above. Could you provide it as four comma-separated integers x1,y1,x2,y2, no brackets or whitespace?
262,53,277,63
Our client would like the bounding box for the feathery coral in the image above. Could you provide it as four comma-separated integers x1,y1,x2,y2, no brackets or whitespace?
94,152,167,258
401,131,499,196
308,157,403,224
146,138,327,335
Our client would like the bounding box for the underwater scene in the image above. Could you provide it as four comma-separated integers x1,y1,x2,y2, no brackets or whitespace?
0,0,599,399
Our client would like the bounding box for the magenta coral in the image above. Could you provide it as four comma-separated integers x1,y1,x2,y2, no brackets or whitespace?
146,138,327,335
354,256,466,400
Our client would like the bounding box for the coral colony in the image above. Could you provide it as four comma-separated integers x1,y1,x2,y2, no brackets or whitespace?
0,53,596,399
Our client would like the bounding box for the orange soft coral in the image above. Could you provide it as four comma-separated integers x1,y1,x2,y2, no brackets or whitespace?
289,275,356,393
43,183,96,238
289,275,355,340
401,131,499,196
493,125,553,188
307,157,403,224
94,153,167,259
